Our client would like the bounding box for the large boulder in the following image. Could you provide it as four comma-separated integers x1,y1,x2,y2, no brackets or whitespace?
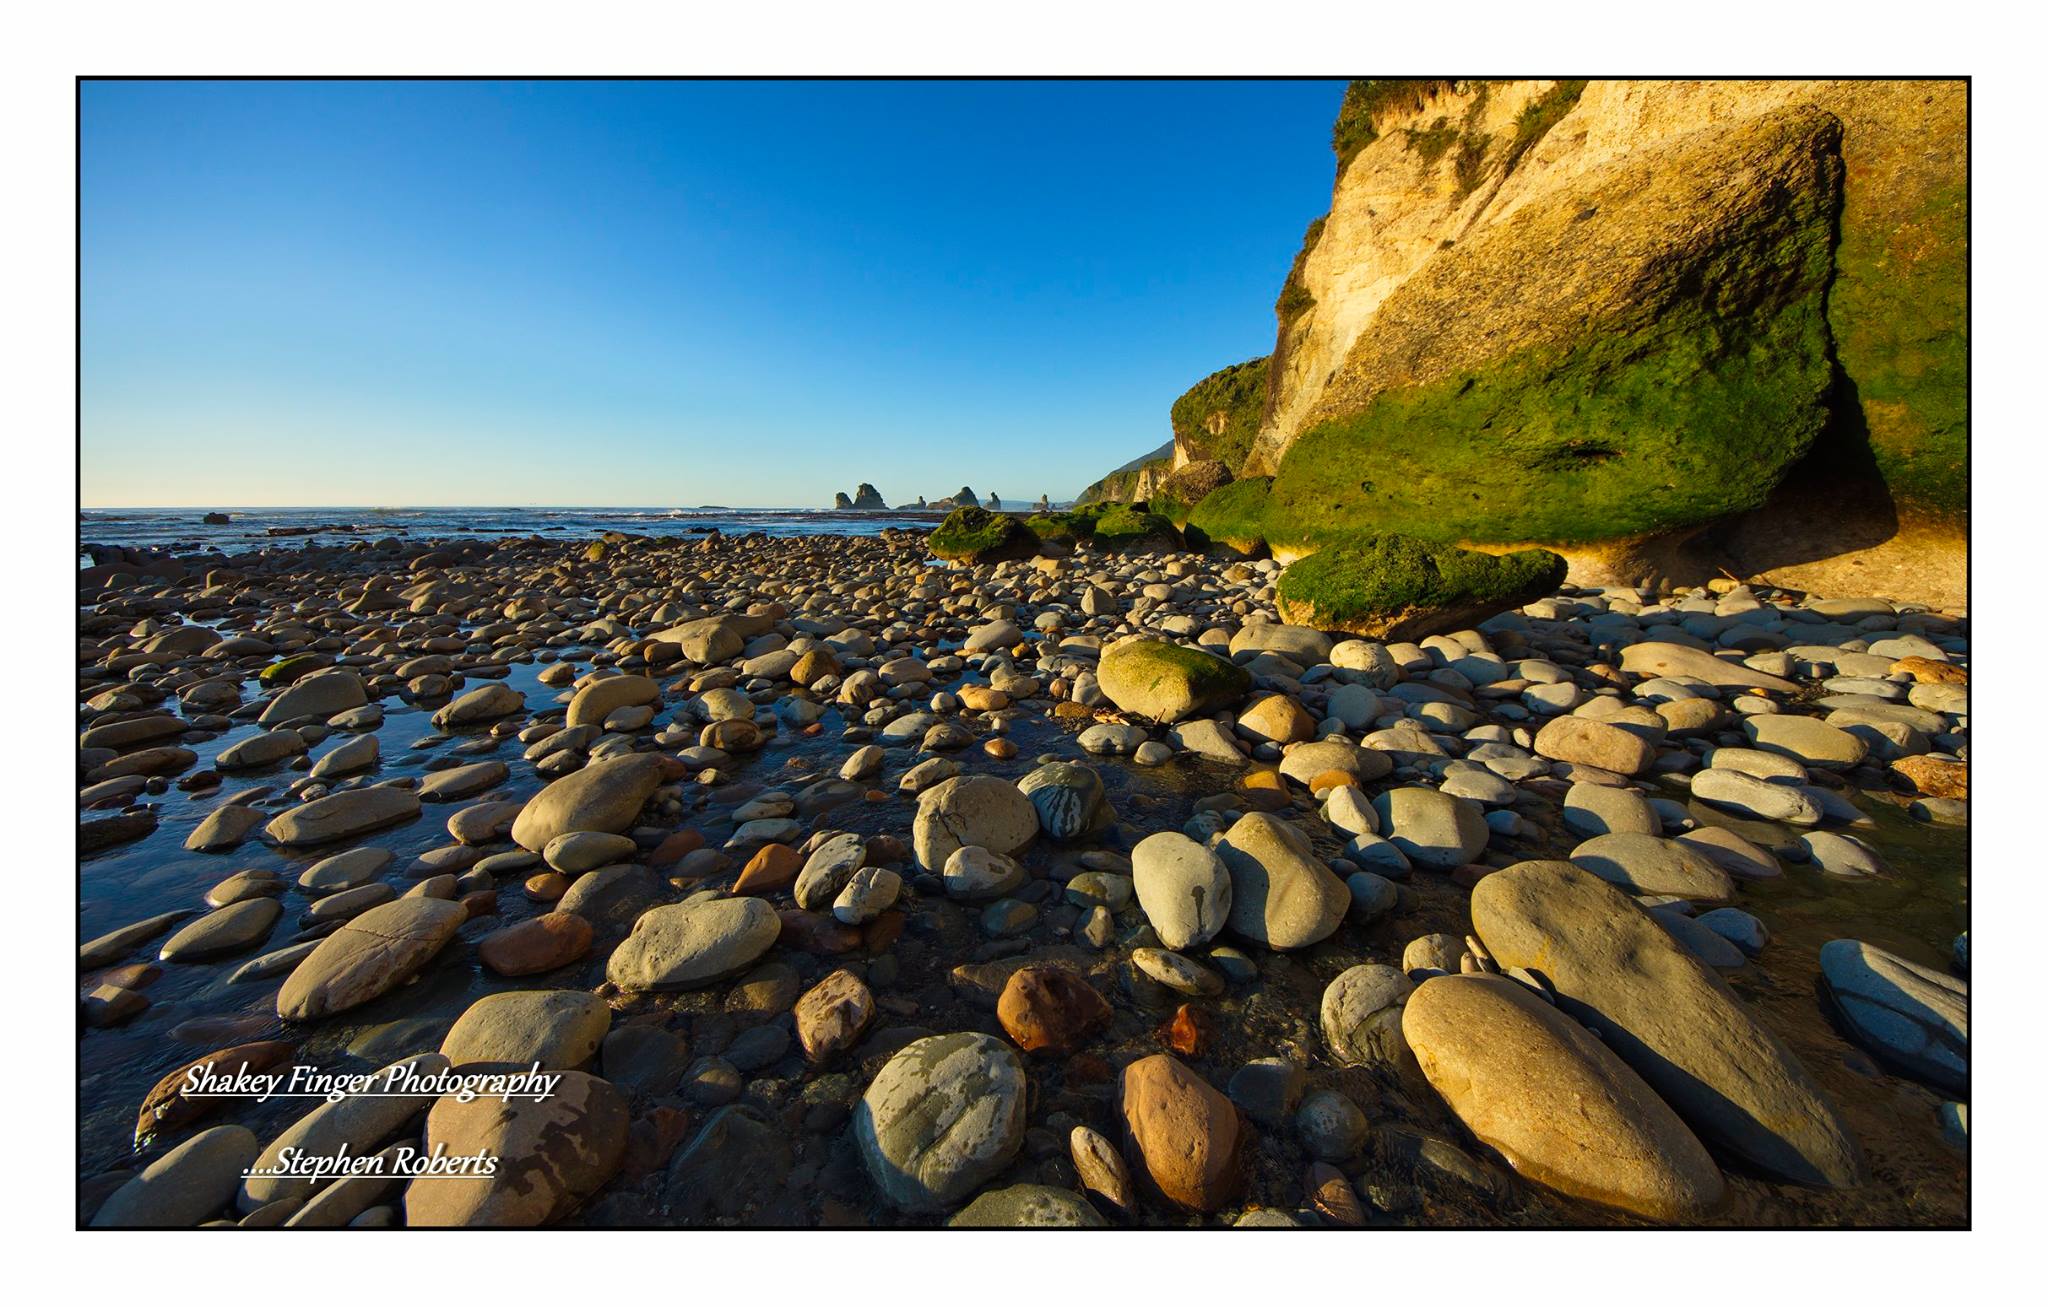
1214,812,1347,950
1130,831,1233,950
854,1032,1028,1212
510,754,665,852
406,1072,628,1227
911,774,1039,871
440,990,611,1072
1471,861,1865,1187
1819,939,1967,1093
258,669,367,724
565,674,659,729
1274,535,1565,640
928,507,1036,564
264,786,421,848
276,897,467,1020
605,896,780,992
1404,975,1726,1222
1119,1054,1246,1211
1097,639,1251,725
1372,786,1489,871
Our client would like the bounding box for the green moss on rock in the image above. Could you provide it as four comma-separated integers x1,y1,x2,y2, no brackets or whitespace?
1184,476,1274,553
1092,504,1180,551
1261,105,1844,550
1274,534,1567,640
929,507,1037,564
1097,639,1252,724
1829,177,1967,520
1170,358,1272,473
1024,504,1111,544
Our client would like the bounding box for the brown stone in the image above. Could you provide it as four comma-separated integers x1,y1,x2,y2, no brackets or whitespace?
135,1040,294,1147
1891,755,1967,799
1402,973,1726,1221
776,909,860,954
997,966,1112,1055
794,968,876,1063
734,843,802,895
1118,1053,1246,1211
1891,655,1965,685
406,1071,628,1227
524,871,570,901
648,828,704,867
1533,717,1655,776
478,913,594,977
1160,1003,1213,1057
1307,1162,1366,1227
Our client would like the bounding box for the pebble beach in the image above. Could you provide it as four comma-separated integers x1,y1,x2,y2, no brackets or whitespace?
76,524,1969,1228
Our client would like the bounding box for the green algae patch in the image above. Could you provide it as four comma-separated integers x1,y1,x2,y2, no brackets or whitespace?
1265,297,1832,547
260,653,329,686
1170,358,1272,474
1185,477,1274,552
1829,177,1967,521
930,507,1037,564
1274,533,1567,640
1092,504,1180,552
1024,504,1112,545
1261,107,1843,550
1097,639,1253,724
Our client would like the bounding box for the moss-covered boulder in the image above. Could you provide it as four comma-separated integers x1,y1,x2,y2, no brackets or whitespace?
1092,505,1180,553
1184,477,1273,556
929,507,1037,564
1023,504,1108,548
1170,358,1270,473
1258,106,1844,552
1274,534,1566,641
1098,640,1252,724
1151,460,1233,528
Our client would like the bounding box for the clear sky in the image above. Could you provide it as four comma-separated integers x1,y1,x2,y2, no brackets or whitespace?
81,79,1345,508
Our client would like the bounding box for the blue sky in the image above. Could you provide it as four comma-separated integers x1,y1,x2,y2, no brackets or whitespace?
81,79,1344,507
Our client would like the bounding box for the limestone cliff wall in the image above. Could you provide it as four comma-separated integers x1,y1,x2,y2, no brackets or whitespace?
1253,79,1965,521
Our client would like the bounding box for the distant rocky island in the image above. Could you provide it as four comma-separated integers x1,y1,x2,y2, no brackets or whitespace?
827,485,1053,514
1075,79,1965,610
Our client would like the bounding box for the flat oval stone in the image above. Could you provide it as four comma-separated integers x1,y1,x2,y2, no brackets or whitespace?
265,786,422,848
275,897,467,1020
854,1032,1027,1212
1471,861,1864,1188
605,896,780,992
1404,973,1726,1222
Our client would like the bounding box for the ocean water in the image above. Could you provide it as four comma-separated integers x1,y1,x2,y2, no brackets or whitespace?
78,505,952,559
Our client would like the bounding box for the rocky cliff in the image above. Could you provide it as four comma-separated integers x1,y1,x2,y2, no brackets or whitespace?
1090,79,1966,605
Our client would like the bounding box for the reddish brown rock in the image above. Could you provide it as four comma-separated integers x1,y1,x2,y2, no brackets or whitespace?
1891,656,1966,685
135,1041,294,1147
997,966,1112,1055
524,872,570,902
733,843,801,895
794,968,876,1064
1892,755,1967,799
1119,1053,1246,1212
1307,1162,1366,1226
776,909,860,954
648,828,704,867
1159,1003,1214,1058
478,913,594,977
861,910,906,954
460,890,499,919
